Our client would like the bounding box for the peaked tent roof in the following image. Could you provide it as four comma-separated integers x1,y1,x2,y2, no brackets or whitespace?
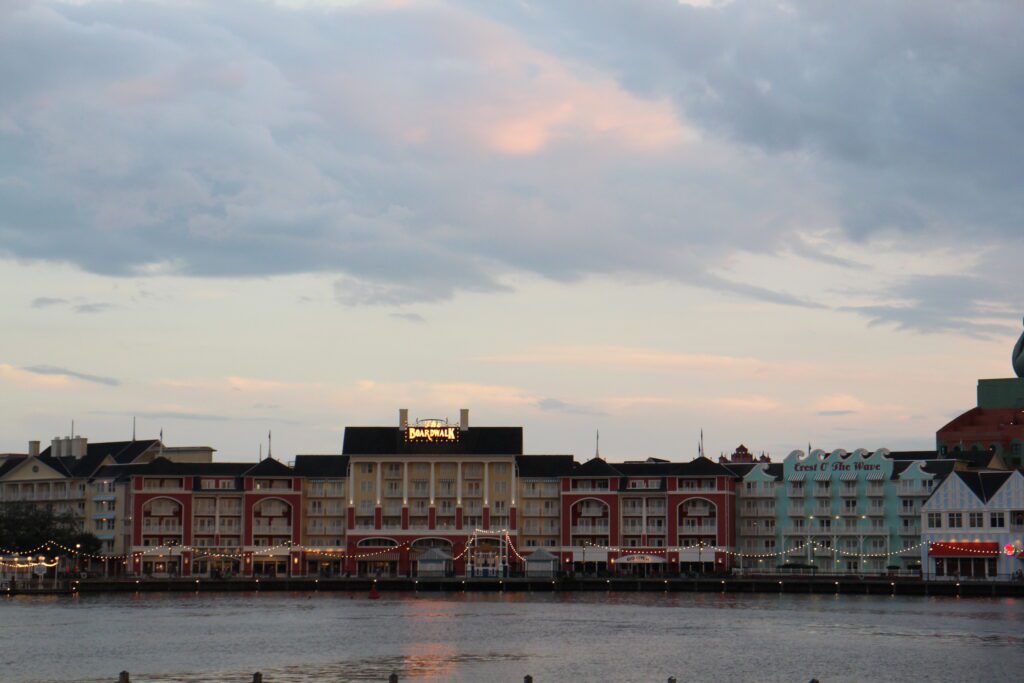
524,548,559,561
416,547,452,561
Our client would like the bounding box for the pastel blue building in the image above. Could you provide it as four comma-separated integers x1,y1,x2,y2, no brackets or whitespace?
733,449,955,574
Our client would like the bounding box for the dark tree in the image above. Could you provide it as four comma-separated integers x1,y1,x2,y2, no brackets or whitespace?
0,503,101,556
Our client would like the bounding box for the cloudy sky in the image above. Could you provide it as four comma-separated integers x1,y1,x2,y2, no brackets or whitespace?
1,0,1022,462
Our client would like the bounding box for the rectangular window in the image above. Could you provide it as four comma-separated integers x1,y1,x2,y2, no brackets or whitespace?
968,512,984,528
990,512,1005,528
948,512,962,528
927,512,941,529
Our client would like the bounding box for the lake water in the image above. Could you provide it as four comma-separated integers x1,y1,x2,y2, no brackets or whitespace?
2,591,1022,682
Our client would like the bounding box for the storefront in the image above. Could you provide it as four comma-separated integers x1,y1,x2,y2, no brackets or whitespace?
928,542,1000,579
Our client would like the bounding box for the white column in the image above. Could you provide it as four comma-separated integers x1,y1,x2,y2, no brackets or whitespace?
402,461,408,504
348,463,355,504
457,462,463,504
483,462,489,506
429,462,435,504
375,462,381,505
510,460,516,504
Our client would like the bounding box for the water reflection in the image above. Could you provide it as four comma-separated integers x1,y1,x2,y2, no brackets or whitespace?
3,592,1024,682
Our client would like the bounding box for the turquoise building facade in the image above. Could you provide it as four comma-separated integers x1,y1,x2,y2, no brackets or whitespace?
735,449,954,573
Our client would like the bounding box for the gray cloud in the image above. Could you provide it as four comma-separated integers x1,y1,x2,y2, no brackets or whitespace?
23,364,120,386
817,410,858,417
537,398,606,416
390,312,426,324
30,296,67,308
0,0,1021,329
73,302,115,314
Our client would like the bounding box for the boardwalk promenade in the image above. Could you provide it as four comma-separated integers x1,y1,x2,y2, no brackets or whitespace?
8,575,1024,598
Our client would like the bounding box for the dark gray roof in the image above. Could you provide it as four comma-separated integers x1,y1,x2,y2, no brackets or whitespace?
0,457,27,477
244,457,294,477
888,450,940,461
954,471,1014,502
677,456,737,477
292,455,350,477
891,460,957,479
515,455,576,477
342,426,522,455
571,457,623,477
722,463,758,477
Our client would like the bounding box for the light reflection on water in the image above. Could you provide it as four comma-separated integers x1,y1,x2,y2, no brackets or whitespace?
2,591,1023,682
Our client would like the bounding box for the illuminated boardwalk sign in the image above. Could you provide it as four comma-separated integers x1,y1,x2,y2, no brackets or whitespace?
405,423,460,443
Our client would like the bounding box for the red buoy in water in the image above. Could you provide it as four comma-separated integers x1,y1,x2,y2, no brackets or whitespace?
369,584,380,600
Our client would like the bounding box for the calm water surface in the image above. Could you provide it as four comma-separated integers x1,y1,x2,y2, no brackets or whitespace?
1,591,1022,682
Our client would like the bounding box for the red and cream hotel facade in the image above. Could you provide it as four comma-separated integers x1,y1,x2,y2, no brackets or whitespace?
118,410,738,577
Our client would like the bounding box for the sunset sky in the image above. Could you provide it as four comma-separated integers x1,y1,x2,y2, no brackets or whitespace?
2,0,1022,461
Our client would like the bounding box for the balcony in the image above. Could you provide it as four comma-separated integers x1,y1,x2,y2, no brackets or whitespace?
680,521,718,533
840,487,858,498
787,487,805,498
572,523,609,534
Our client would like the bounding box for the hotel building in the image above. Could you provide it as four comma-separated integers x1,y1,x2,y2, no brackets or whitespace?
731,449,955,574
0,436,213,565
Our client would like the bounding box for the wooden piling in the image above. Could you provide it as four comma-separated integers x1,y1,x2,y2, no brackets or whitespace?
388,673,399,683
524,676,534,683
252,673,263,683
118,672,130,683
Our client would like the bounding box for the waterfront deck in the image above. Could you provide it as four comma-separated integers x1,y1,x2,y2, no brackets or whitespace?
8,575,1024,598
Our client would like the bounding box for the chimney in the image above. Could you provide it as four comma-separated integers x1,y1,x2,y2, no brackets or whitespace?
71,436,87,458
51,437,62,458
460,408,469,430
28,441,40,457
399,408,409,428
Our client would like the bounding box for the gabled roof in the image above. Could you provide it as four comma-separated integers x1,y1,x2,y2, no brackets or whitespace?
244,457,294,477
342,426,522,455
954,471,1014,502
292,455,350,477
0,456,27,477
616,462,679,476
38,439,160,464
721,463,757,478
677,456,736,477
117,458,252,477
570,457,622,477
515,455,576,477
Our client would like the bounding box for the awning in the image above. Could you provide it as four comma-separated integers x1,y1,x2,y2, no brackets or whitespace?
814,471,831,481
616,554,667,565
840,472,859,481
928,542,999,558
867,472,886,481
787,473,805,482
